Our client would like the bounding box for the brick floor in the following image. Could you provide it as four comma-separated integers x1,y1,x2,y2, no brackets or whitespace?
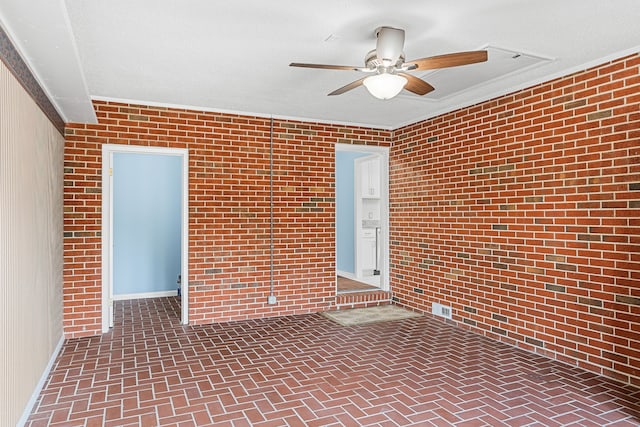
28,297,640,426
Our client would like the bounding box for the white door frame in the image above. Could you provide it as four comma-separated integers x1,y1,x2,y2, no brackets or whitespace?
101,144,189,332
335,143,390,291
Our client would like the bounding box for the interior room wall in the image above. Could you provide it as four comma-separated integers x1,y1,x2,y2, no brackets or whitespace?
112,152,182,297
390,53,640,385
0,60,64,426
63,102,391,337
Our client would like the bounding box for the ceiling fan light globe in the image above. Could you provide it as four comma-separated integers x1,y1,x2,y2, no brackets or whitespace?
363,74,407,100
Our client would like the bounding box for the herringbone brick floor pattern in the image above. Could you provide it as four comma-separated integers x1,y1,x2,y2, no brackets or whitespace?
28,297,640,426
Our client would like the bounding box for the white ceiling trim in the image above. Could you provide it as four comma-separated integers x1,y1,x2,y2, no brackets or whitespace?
91,95,394,131
59,0,96,123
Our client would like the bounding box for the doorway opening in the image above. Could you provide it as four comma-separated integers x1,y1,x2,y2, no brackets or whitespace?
101,144,189,332
335,144,389,293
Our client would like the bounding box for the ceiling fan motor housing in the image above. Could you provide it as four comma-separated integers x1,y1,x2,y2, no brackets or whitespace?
375,26,406,66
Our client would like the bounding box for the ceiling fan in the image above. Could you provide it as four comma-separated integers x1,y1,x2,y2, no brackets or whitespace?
290,26,488,100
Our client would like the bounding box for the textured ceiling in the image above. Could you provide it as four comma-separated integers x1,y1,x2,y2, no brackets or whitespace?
0,0,639,129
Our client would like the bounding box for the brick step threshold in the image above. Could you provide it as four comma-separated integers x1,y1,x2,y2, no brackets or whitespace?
335,289,391,310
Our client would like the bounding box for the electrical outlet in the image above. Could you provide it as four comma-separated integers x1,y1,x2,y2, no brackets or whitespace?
267,295,277,305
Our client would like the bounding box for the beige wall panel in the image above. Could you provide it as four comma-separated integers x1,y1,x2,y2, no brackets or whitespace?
0,60,64,426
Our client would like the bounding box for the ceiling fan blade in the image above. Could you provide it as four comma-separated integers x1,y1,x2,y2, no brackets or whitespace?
289,63,360,71
398,73,434,96
328,77,367,96
376,27,405,66
406,50,488,71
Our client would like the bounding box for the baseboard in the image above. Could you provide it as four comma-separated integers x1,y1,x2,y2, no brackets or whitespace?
113,290,178,301
17,335,64,426
337,270,357,280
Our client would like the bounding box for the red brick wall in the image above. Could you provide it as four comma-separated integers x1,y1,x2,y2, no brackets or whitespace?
390,54,640,385
64,101,391,337
65,54,638,386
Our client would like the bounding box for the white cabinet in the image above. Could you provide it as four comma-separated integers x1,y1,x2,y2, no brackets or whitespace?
359,228,380,274
360,157,380,198
361,235,377,270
